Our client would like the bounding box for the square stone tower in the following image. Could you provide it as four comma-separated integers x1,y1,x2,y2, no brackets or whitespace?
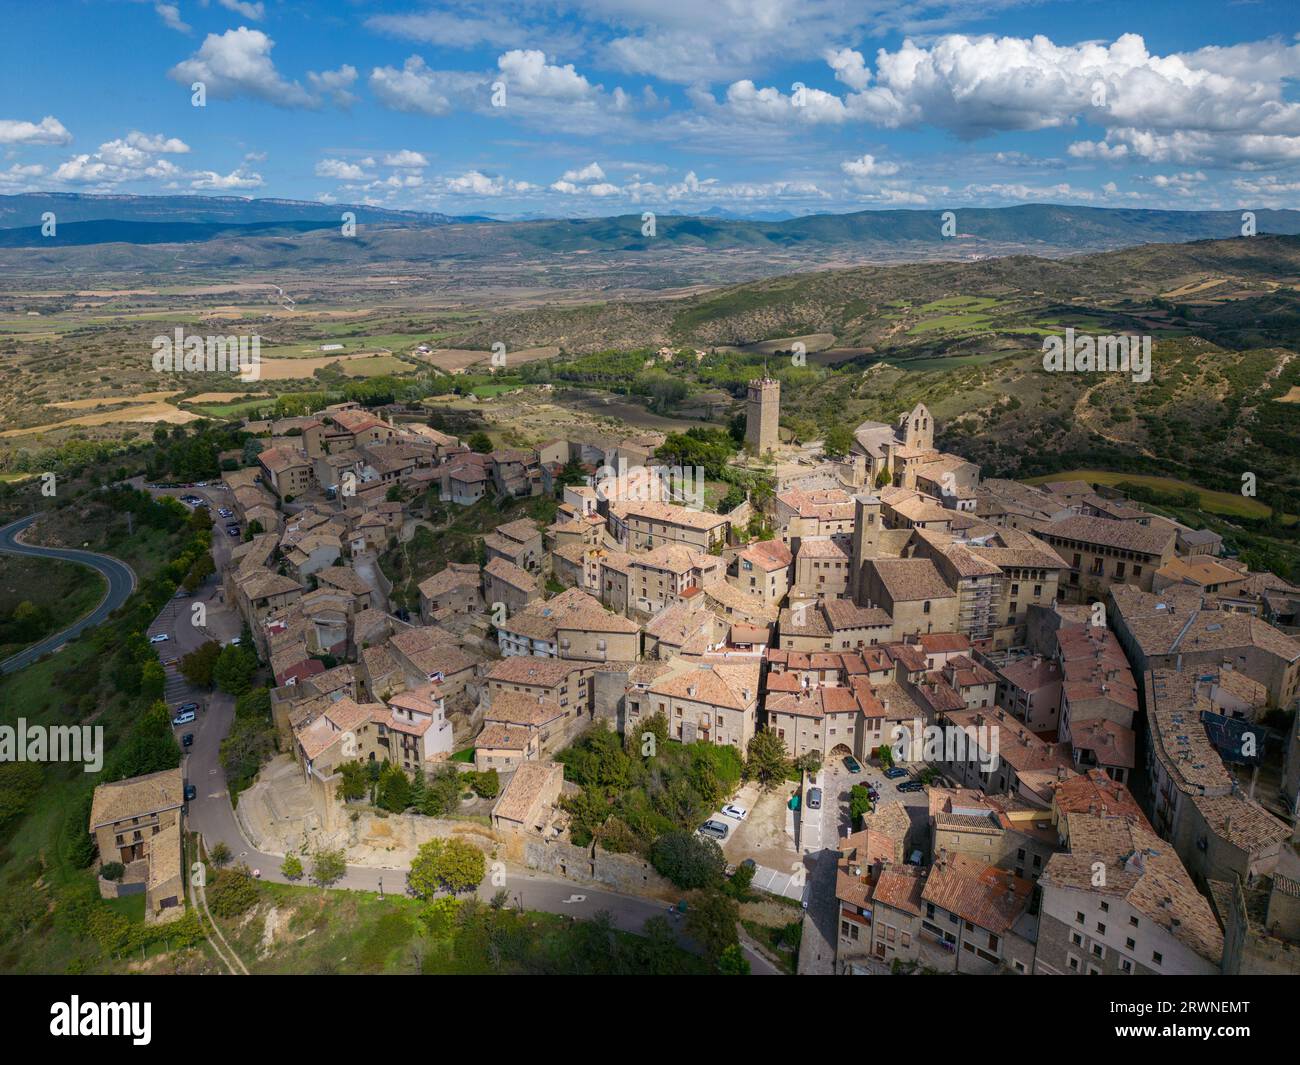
745,376,780,455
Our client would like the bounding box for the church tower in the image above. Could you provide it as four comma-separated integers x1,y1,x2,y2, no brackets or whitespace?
745,376,780,456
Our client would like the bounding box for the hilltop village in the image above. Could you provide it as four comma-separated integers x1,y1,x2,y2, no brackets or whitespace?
96,378,1300,976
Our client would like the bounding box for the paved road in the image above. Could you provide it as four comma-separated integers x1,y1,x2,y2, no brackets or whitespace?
184,691,781,974
0,513,137,673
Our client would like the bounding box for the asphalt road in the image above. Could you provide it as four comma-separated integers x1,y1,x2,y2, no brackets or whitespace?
185,691,781,974
0,513,137,673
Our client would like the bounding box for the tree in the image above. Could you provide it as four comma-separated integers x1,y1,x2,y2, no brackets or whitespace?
685,889,740,963
874,743,894,768
213,644,255,695
376,762,413,812
745,728,791,790
209,841,232,867
179,640,221,688
468,431,493,453
794,750,822,775
849,784,873,826
311,848,346,889
822,424,854,459
208,864,259,918
875,467,892,489
139,659,166,702
281,854,304,880
717,942,751,975
407,838,486,898
650,830,726,890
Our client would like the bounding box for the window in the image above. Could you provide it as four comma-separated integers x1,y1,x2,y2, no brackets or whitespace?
1076,911,1085,924
1120,958,1132,974
1097,922,1106,934
1125,937,1135,950
1071,932,1083,946
1152,951,1162,965
1100,901,1109,913
1129,915,1139,927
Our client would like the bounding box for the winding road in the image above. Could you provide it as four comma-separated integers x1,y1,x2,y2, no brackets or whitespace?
0,513,137,674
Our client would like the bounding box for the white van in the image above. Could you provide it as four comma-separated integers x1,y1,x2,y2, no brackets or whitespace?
172,710,196,726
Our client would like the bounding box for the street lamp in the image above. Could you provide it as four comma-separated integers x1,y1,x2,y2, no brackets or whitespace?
378,876,384,900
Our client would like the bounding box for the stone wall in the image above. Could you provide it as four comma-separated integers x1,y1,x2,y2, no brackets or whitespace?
522,838,677,900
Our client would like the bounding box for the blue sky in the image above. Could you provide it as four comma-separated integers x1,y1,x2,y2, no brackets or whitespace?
2,0,1298,218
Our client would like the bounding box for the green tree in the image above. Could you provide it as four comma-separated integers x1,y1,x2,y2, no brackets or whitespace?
717,942,751,975
311,847,346,889
213,644,255,695
407,838,486,897
822,423,854,459
281,853,304,880
745,728,791,790
849,784,873,827
650,830,726,890
208,864,259,918
179,640,222,688
209,841,232,867
685,889,740,963
468,431,493,453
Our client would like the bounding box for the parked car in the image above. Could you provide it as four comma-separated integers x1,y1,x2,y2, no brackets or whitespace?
843,755,862,774
173,589,190,599
226,526,240,537
806,786,823,810
149,633,169,643
883,766,908,779
218,508,233,518
172,710,196,726
182,733,194,748
897,781,925,793
175,702,199,714
721,803,748,821
183,783,197,801
698,820,730,841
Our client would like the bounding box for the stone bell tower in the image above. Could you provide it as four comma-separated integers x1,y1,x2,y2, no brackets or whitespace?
745,376,779,456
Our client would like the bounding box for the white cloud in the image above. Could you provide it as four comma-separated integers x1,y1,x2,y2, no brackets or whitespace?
190,166,264,190
383,149,429,168
826,47,871,91
316,158,373,181
169,28,350,109
0,115,72,145
561,162,606,182
496,49,595,100
441,170,536,196
216,0,265,19
154,3,190,33
124,131,190,154
369,56,471,116
307,66,359,108
841,154,900,180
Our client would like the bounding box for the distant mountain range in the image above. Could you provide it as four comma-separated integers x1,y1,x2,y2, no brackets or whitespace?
2,193,1298,269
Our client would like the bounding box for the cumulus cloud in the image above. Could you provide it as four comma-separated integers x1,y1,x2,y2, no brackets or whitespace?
190,166,264,190
841,153,900,180
383,149,429,168
315,158,374,181
0,115,72,145
441,170,536,196
560,162,606,183
369,56,471,116
169,28,351,109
